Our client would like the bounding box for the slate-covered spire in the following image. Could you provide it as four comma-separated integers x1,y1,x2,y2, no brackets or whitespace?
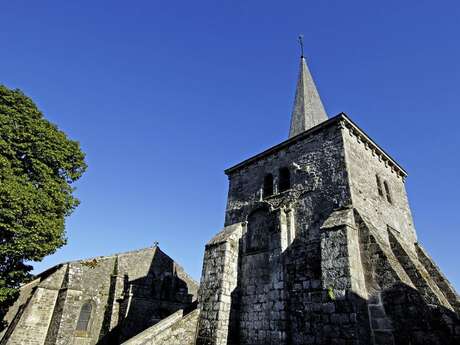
289,56,328,138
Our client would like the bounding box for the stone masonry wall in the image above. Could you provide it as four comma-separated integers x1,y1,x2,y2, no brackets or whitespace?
357,211,460,344
320,208,367,299
0,277,41,343
225,123,351,239
217,115,460,344
44,279,82,345
415,243,460,313
4,265,67,345
1,247,198,345
122,309,199,345
196,223,242,345
58,255,116,345
224,121,355,344
342,121,416,246
318,209,370,345
116,248,198,342
235,207,287,345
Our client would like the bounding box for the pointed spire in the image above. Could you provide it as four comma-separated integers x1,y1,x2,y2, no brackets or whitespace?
289,46,328,138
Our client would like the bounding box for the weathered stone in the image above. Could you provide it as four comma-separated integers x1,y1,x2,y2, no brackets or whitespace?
195,56,460,344
1,247,198,345
2,53,459,345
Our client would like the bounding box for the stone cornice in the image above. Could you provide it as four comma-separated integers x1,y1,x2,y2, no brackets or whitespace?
339,114,407,178
224,113,407,179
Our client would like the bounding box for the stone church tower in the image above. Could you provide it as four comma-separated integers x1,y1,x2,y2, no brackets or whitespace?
195,55,460,345
2,53,459,345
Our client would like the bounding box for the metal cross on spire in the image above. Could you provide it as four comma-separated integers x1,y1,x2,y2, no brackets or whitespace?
298,34,305,58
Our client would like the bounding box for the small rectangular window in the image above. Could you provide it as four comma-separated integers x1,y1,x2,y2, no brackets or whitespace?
279,167,291,192
263,174,273,198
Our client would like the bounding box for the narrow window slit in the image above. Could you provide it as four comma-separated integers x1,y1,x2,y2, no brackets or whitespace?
384,181,392,204
376,174,384,197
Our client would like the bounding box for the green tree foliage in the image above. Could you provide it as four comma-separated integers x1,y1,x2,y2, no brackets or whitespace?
0,85,86,325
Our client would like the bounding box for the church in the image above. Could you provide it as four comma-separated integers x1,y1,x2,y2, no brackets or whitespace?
1,51,459,345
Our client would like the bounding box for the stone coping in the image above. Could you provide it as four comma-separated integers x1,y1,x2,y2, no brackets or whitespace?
121,309,184,344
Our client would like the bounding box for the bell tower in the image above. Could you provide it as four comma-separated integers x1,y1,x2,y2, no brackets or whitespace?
196,46,460,345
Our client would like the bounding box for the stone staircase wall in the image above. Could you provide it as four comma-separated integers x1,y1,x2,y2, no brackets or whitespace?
415,243,460,314
122,309,199,345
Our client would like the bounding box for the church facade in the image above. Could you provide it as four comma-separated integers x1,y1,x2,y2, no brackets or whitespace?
0,247,198,345
1,55,459,345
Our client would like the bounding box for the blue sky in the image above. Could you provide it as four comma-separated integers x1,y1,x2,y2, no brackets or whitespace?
1,1,459,289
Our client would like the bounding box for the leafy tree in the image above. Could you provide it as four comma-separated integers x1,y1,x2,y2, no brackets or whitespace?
0,85,86,326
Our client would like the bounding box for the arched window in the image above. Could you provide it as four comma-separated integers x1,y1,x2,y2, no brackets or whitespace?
384,181,392,204
76,301,92,333
263,174,273,198
278,167,291,192
376,174,384,197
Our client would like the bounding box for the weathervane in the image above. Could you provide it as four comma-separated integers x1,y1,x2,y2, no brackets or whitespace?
298,34,304,58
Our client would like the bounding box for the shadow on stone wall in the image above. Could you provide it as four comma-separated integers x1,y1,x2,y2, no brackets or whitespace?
381,283,459,345
225,207,460,345
97,249,196,345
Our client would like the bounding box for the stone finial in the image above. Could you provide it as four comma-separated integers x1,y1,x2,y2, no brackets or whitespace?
289,56,328,138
